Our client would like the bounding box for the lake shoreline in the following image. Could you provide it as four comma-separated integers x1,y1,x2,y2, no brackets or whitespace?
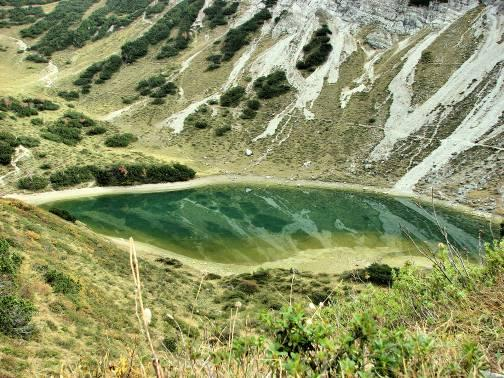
107,236,433,277
4,174,502,222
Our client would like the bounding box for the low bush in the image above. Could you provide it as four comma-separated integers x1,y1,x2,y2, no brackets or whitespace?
105,133,138,147
215,125,231,136
41,126,82,146
41,111,97,145
57,90,80,101
49,208,77,223
86,126,107,135
95,163,196,186
151,98,165,105
49,165,98,189
247,99,261,110
220,86,245,107
296,24,333,71
420,50,434,64
194,120,209,129
15,136,40,147
44,269,81,296
237,279,259,295
17,176,49,191
0,141,15,165
253,70,291,99
0,295,37,339
162,335,178,352
0,239,22,275
203,0,239,28
25,53,48,63
365,263,398,286
240,108,256,119
23,98,59,111
220,8,271,61
30,118,44,126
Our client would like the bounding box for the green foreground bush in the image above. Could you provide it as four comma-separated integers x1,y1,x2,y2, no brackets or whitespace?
210,241,504,376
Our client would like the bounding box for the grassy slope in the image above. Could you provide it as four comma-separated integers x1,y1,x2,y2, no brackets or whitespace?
1,198,502,376
0,198,345,377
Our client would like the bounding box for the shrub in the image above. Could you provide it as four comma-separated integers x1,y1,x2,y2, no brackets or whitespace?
237,279,259,295
17,176,49,191
151,98,165,105
98,55,122,81
297,25,333,71
162,335,178,352
220,8,271,61
49,208,77,223
253,70,291,99
24,98,59,111
41,111,96,145
366,263,398,286
105,133,138,147
220,86,245,107
25,53,48,63
44,269,81,296
30,118,44,126
247,99,261,110
204,0,239,28
409,0,447,6
49,165,97,189
420,50,434,64
41,126,82,146
0,131,17,145
150,82,177,98
95,162,196,186
0,239,22,275
215,125,231,136
0,141,15,165
156,257,183,268
194,120,209,129
15,136,40,147
136,75,166,92
86,126,107,135
57,90,80,101
0,296,36,339
240,108,256,119
261,304,334,356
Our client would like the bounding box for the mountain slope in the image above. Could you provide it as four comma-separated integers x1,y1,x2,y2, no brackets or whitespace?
0,0,502,213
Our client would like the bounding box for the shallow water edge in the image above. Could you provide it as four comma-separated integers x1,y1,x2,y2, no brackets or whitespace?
5,174,503,222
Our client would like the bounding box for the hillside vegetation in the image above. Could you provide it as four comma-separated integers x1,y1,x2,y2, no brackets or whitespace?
0,0,503,375
0,198,503,376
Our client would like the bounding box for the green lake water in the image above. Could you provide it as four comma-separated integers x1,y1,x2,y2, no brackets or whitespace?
42,185,494,265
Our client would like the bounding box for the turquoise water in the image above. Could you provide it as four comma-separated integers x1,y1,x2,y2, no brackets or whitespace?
43,185,493,265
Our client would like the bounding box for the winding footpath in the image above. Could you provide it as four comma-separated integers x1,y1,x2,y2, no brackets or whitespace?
0,146,31,188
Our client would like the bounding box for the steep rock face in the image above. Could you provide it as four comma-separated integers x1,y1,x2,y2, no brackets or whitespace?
146,0,502,212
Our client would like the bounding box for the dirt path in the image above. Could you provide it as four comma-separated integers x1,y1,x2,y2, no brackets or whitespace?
9,37,28,52
0,146,31,187
40,60,59,87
